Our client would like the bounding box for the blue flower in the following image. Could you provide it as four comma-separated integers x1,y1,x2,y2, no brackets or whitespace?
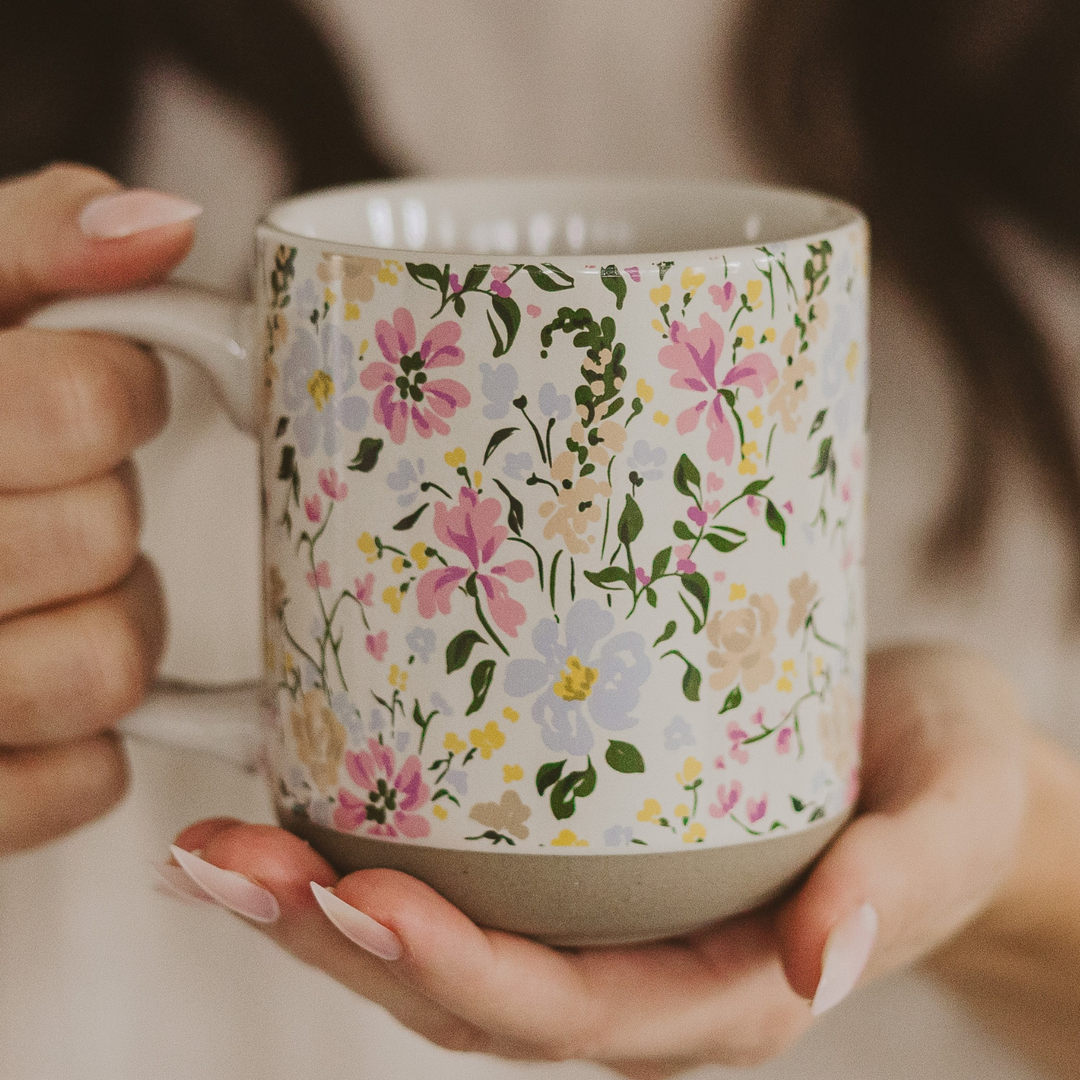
386,457,426,508
504,451,534,480
538,381,572,420
430,690,454,717
626,439,667,482
504,598,651,755
405,625,437,663
603,824,634,847
663,715,695,750
479,361,519,420
446,769,468,795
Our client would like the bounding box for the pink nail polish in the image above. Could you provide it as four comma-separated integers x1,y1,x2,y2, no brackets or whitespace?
169,845,280,924
811,902,879,1016
79,190,203,239
150,861,216,905
310,881,403,960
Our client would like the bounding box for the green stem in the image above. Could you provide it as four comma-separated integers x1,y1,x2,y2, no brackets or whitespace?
468,574,509,655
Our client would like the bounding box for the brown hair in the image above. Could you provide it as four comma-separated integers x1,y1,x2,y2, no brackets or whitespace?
734,1,1080,587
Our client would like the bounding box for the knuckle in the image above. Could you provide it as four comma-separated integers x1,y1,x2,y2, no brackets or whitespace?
74,475,141,586
426,1023,489,1055
82,600,154,719
36,161,118,199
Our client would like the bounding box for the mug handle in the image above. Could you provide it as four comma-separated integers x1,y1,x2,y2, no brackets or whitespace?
30,285,263,770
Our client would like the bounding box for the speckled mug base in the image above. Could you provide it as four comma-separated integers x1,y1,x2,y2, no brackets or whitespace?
277,805,847,946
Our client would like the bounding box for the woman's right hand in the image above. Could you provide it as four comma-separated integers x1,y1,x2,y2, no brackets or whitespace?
0,163,199,856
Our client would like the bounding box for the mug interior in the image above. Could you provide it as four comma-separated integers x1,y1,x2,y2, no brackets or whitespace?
264,178,860,257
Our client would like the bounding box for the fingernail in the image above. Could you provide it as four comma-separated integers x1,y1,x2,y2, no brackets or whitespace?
310,881,403,960
150,861,216,905
811,902,878,1016
169,845,280,924
79,190,203,239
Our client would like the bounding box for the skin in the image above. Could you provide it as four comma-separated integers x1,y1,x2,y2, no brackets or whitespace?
5,161,1070,1076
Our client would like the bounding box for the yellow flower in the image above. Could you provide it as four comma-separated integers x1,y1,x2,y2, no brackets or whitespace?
729,583,747,600
653,410,670,426
382,585,402,614
680,267,705,294
552,657,598,702
746,279,763,307
357,532,377,555
444,732,467,755
470,721,506,759
637,798,662,823
677,757,702,785
736,324,756,347
777,676,793,692
323,288,337,307
503,764,524,783
343,301,360,321
683,822,706,843
649,284,671,306
306,369,334,411
636,378,654,403
782,659,796,674
814,656,825,676
738,440,761,475
551,829,588,847
738,457,758,476
391,555,406,574
410,542,429,570
473,470,483,488
432,804,448,820
502,706,520,723
747,405,764,428
444,447,466,468
389,664,408,691
359,338,369,356
763,327,776,342
674,803,691,819
651,318,666,334
846,341,859,380
377,263,399,285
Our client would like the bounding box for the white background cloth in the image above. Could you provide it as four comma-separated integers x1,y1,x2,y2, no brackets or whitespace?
1,2,1071,1076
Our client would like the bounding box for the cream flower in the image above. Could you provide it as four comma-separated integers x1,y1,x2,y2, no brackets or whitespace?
706,593,779,692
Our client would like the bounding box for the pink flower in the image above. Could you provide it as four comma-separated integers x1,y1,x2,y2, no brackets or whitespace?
527,304,542,317
727,720,749,764
841,479,851,503
776,727,793,754
304,495,322,523
334,738,430,839
675,543,696,575
706,471,724,492
354,573,375,606
449,273,463,293
361,307,471,444
635,567,651,587
709,281,736,311
365,630,388,661
746,794,768,824
489,266,512,297
416,487,533,637
687,506,708,528
306,560,331,589
659,313,778,463
751,707,765,726
713,570,726,583
783,500,794,514
709,780,742,818
624,266,641,283
703,500,720,515
318,467,348,501
746,494,762,516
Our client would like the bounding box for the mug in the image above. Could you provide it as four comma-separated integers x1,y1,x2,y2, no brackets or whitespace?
33,178,868,946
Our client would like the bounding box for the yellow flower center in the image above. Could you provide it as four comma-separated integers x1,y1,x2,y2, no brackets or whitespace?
307,369,335,411
553,656,599,701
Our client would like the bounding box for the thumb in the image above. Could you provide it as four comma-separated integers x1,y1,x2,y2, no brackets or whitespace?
0,163,202,325
773,646,1026,1015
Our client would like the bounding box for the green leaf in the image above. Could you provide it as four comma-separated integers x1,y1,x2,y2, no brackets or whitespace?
462,264,491,292
347,436,383,473
808,408,827,439
487,294,521,357
765,500,787,545
704,532,744,553
524,263,574,291
617,494,644,546
646,587,658,607
277,444,296,481
651,547,671,580
809,806,826,822
600,265,627,309
605,740,645,774
406,262,448,292
673,519,695,541
483,427,519,465
673,453,701,497
492,478,524,535
392,502,429,531
790,796,806,812
810,436,833,479
536,760,566,796
678,593,704,635
446,630,486,674
741,477,773,496
275,416,289,438
550,759,597,819
719,686,742,714
681,572,710,623
465,659,497,716
681,662,702,702
653,620,677,647
583,566,632,588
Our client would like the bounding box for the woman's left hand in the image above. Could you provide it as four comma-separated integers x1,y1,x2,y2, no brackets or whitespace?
164,645,1025,1077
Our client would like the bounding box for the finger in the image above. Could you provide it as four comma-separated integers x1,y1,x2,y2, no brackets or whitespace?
0,732,128,855
0,328,168,491
0,462,141,617
0,163,200,325
775,645,1026,1009
0,555,166,746
171,822,493,1055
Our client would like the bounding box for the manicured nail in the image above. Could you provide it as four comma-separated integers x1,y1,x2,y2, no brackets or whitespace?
79,190,203,239
310,881,403,960
150,861,215,905
169,845,280,924
811,902,878,1016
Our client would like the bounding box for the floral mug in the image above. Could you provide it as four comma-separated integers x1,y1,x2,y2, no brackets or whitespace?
34,179,868,945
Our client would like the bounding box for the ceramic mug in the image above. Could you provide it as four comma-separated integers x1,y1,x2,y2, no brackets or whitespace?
33,178,868,946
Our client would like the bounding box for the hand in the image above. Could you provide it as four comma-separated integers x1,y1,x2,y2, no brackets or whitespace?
168,645,1026,1075
0,164,199,856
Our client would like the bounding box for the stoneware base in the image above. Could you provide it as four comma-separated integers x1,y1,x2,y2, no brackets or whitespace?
277,806,848,946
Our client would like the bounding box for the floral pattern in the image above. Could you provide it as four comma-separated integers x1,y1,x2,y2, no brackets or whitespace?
262,216,867,852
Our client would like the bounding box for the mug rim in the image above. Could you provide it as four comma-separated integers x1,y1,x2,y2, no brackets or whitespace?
257,176,865,261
